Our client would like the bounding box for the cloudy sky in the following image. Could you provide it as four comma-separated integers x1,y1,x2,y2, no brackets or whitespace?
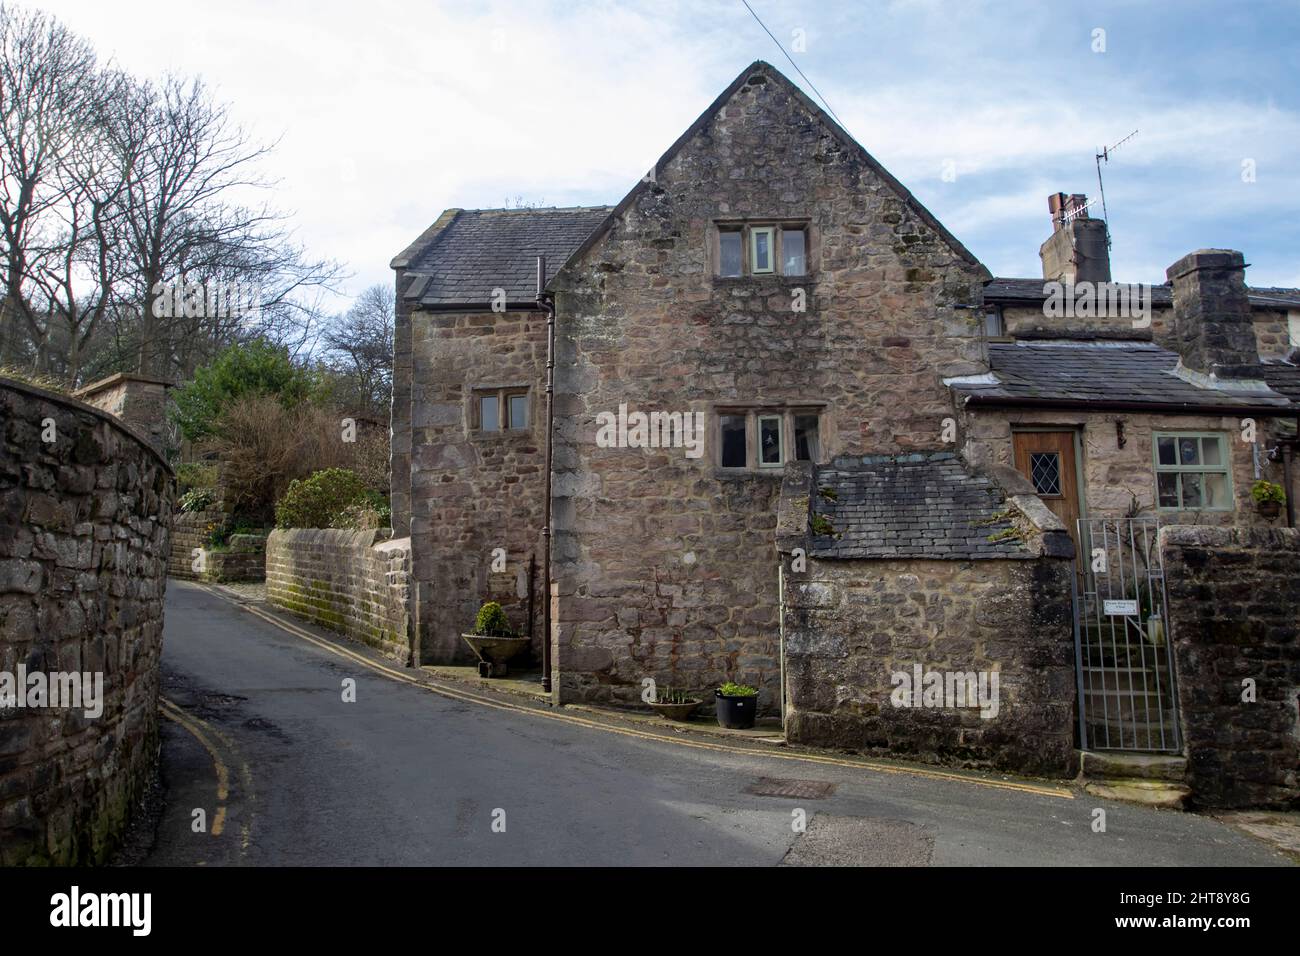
46,0,1300,306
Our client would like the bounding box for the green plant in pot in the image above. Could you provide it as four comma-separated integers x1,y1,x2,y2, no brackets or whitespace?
648,685,702,722
461,601,529,677
1251,480,1286,520
715,681,758,729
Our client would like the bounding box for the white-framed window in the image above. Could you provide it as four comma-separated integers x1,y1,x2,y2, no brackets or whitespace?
758,415,783,467
1153,432,1233,511
750,227,775,274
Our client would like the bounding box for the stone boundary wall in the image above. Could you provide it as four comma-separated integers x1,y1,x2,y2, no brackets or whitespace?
0,376,174,865
168,507,225,580
781,554,1077,776
1162,525,1300,809
777,462,1079,776
266,529,411,662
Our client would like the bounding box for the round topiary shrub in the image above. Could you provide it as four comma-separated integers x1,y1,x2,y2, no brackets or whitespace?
473,601,514,637
275,468,370,529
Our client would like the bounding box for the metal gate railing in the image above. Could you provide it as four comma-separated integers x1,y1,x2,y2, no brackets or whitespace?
1072,518,1182,753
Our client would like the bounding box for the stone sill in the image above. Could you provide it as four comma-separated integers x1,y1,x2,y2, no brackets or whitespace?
711,275,815,290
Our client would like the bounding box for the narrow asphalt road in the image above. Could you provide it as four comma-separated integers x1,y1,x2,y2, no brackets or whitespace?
145,580,1290,867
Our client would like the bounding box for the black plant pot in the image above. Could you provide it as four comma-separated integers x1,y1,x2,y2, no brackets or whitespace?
715,690,757,729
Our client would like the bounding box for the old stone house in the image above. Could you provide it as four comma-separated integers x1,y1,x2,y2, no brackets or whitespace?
391,61,1300,794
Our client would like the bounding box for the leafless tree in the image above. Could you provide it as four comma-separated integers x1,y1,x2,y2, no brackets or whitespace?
114,73,342,381
1,6,342,386
0,3,102,374
319,283,394,420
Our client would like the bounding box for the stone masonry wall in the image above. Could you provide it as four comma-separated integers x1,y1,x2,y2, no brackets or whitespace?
0,377,174,865
963,408,1293,527
406,308,546,665
1252,309,1295,360
548,64,988,710
783,555,1077,775
1161,525,1300,809
266,528,412,663
1000,303,1175,345
74,377,174,455
167,506,226,580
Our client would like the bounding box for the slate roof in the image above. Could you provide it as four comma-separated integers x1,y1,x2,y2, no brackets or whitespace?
810,453,1032,560
397,206,612,308
984,277,1300,310
951,340,1296,412
1258,361,1300,404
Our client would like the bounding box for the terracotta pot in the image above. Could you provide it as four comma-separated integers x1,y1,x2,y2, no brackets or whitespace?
649,699,702,722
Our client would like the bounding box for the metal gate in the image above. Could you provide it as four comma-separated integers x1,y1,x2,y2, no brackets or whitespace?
1072,518,1182,752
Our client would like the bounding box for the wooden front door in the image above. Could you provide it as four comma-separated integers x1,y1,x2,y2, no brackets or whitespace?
1012,430,1082,543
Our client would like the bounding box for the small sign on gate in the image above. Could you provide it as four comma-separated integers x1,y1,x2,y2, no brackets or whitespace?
1103,598,1139,616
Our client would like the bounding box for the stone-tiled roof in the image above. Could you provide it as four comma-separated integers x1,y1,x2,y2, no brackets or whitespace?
810,452,1032,560
398,206,612,308
1258,361,1300,404
952,340,1295,411
984,277,1300,310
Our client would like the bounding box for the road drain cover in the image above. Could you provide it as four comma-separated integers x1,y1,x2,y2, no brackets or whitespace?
746,777,836,800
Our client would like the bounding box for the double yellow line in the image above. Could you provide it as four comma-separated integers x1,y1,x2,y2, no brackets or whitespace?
206,585,1073,801
158,695,254,852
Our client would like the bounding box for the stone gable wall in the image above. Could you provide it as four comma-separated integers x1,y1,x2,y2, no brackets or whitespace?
0,377,174,865
391,277,414,538
405,308,546,665
547,68,987,709
266,528,411,663
1161,525,1300,809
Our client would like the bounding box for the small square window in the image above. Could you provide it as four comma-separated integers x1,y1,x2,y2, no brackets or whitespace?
782,229,806,276
720,414,747,468
479,395,499,432
508,394,528,430
983,307,1004,337
758,415,783,466
750,227,774,274
719,231,743,277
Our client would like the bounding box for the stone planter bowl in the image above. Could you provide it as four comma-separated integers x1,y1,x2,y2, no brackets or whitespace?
461,634,529,677
649,699,702,722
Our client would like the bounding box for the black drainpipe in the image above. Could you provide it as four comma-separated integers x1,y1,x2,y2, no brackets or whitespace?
1286,419,1298,529
536,256,554,695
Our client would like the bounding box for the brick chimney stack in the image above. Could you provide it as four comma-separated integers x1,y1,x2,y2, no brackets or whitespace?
1166,249,1259,380
1040,193,1111,284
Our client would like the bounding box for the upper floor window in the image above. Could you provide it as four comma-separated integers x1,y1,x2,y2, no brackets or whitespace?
474,386,529,434
715,222,809,278
717,407,822,470
983,305,1005,338
1153,432,1232,511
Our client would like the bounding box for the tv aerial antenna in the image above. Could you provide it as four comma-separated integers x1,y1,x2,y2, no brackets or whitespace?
1095,129,1138,249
